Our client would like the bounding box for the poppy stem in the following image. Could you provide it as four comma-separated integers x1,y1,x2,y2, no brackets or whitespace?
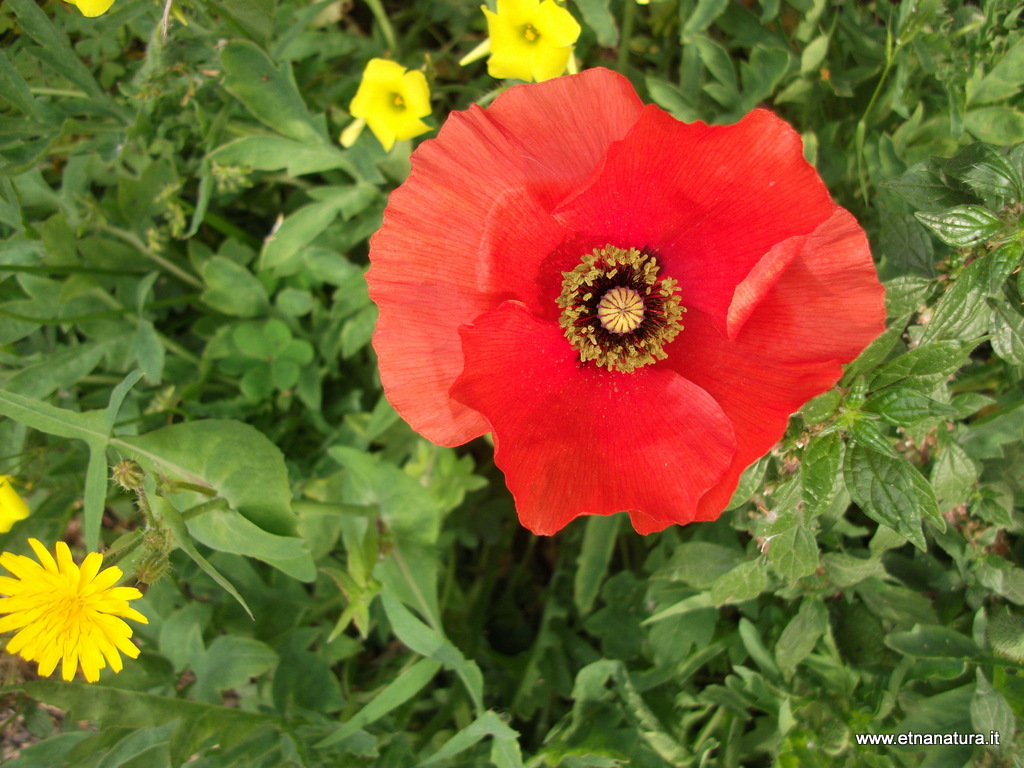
617,0,636,73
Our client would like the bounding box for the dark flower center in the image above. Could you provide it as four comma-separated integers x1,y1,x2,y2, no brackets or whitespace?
522,23,540,42
557,245,685,373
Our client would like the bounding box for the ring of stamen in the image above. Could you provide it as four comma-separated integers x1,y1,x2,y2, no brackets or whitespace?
557,245,685,373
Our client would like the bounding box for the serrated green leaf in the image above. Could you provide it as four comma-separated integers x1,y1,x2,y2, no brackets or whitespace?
802,431,842,513
863,386,957,425
711,558,766,606
935,143,1024,204
881,161,962,211
870,340,973,390
920,258,987,344
915,205,1004,248
768,524,818,581
844,443,942,550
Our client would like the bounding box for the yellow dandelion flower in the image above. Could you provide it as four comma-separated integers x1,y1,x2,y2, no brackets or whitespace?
0,476,30,534
344,59,432,152
482,0,581,82
0,539,148,683
62,0,117,17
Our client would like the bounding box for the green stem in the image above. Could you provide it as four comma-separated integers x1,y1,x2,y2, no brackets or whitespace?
99,225,204,289
364,0,399,55
617,0,637,73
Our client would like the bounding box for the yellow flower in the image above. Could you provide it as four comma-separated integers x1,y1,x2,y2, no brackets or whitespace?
345,59,432,152
482,0,581,82
62,0,117,17
0,477,30,534
0,539,148,682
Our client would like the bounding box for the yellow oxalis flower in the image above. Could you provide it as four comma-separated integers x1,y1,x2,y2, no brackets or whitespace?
63,0,117,17
0,539,148,682
483,0,581,82
0,477,30,534
347,59,432,152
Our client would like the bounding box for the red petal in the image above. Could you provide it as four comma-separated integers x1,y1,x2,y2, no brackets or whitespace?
368,69,643,446
450,301,737,534
484,68,644,211
660,206,886,527
553,107,834,335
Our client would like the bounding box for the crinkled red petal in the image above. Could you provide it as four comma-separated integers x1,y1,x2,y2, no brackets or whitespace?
636,206,886,532
450,301,737,535
368,68,643,446
552,107,834,336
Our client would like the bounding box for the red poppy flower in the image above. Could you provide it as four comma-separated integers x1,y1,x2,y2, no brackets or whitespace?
367,67,885,535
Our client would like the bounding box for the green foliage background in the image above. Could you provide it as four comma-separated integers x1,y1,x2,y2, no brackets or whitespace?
1,0,1024,765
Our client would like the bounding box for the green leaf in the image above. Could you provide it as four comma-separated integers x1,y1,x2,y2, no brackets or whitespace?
920,260,988,344
968,36,1024,105
990,301,1024,365
915,205,1004,248
209,136,361,178
200,256,269,317
574,513,620,616
821,552,886,588
419,711,523,768
380,588,484,714
315,657,443,747
971,669,1016,746
683,0,730,39
726,455,769,510
975,556,1024,605
878,208,936,277
881,161,962,212
151,495,254,619
219,0,277,45
119,420,298,536
870,340,973,391
6,0,116,106
574,0,617,46
863,386,957,426
775,599,828,676
885,624,980,658
966,107,1024,146
711,558,766,606
187,507,316,581
802,430,843,514
767,524,818,581
930,441,979,513
192,636,279,704
220,40,328,145
5,681,275,761
844,443,942,551
800,35,829,75
935,143,1024,205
